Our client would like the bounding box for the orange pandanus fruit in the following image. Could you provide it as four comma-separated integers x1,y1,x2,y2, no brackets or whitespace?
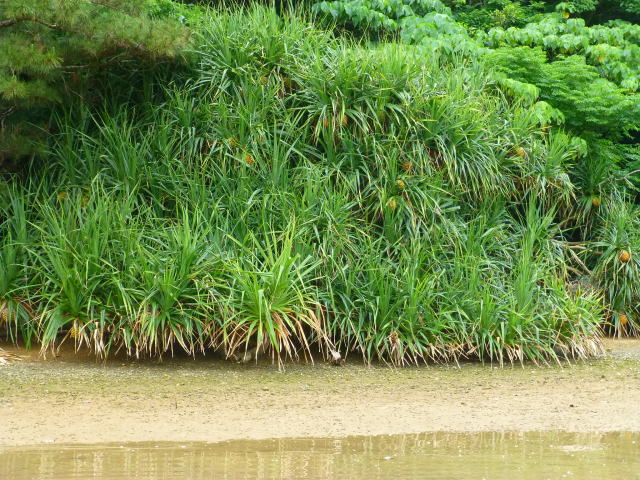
619,250,631,263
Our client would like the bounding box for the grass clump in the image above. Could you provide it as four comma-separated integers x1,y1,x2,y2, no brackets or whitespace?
0,6,605,365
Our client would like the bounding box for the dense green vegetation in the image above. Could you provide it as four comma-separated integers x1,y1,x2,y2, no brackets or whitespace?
0,0,190,163
313,0,640,331
2,0,639,365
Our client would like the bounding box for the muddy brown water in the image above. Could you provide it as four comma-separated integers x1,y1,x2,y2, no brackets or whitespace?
1,432,639,480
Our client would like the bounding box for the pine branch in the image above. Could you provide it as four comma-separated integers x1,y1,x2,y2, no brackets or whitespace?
0,17,83,35
63,55,132,70
0,19,18,28
29,18,85,35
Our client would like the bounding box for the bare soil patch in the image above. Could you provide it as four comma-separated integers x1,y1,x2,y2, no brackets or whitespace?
1,340,639,446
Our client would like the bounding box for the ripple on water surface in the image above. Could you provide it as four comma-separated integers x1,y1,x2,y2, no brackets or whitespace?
1,431,639,480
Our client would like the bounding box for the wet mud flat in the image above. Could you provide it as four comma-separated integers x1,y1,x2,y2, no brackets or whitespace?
0,339,639,448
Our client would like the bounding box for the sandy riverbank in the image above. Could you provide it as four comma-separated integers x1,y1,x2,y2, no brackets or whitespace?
1,340,639,446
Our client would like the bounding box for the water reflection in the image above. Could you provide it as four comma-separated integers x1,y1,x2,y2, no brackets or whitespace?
2,431,639,479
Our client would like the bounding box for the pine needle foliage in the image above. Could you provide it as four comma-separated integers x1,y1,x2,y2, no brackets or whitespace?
0,0,190,165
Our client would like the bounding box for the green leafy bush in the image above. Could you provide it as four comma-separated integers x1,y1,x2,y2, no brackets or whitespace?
0,6,605,364
312,0,640,334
